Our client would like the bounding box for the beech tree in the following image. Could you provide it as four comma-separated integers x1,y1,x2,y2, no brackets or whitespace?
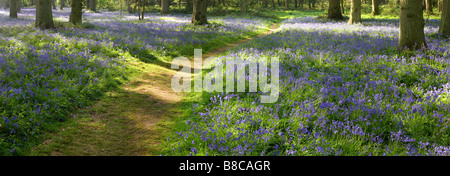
372,0,380,15
162,0,169,14
440,0,450,35
36,0,54,29
328,0,343,20
425,0,433,14
60,0,64,10
349,0,361,24
69,0,82,25
9,0,17,18
192,0,208,25
399,0,427,50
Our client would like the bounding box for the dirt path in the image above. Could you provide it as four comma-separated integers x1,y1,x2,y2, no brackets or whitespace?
31,23,280,156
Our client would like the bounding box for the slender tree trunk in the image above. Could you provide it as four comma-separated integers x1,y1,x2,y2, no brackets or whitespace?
86,0,90,9
10,0,17,18
192,0,207,25
440,0,450,35
89,0,96,12
69,0,82,25
60,0,64,10
349,0,361,24
286,0,289,9
439,0,442,12
328,0,343,20
425,0,433,14
399,0,427,50
141,0,145,19
52,0,56,9
161,0,169,14
36,0,54,29
17,0,21,12
372,0,380,15
341,0,345,14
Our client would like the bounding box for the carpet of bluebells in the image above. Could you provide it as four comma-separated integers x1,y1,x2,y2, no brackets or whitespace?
0,8,269,155
164,17,450,156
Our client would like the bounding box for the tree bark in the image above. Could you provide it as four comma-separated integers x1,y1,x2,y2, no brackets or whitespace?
69,0,82,25
440,0,450,35
328,0,343,20
192,0,208,25
399,0,427,50
349,0,361,24
372,0,380,15
9,0,17,18
36,0,54,29
286,0,289,9
17,0,20,12
425,0,433,14
89,0,96,12
60,0,64,10
161,0,169,14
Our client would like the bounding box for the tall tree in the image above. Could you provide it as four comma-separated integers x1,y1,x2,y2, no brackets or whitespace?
372,0,380,15
9,0,17,18
399,0,427,50
349,0,361,24
440,0,450,35
192,0,208,25
52,0,56,9
328,0,343,20
36,0,54,29
161,0,169,14
69,0,82,25
90,0,96,12
425,0,433,14
60,0,64,10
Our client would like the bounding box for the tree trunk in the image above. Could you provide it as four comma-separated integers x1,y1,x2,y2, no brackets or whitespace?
89,0,96,12
36,0,54,29
60,0,64,10
372,0,380,15
425,0,433,14
52,0,56,9
161,0,169,14
341,0,345,14
69,0,82,25
439,0,442,12
192,0,207,25
141,0,145,19
349,0,361,24
440,0,450,35
286,0,289,9
17,0,21,12
10,0,17,18
328,0,343,20
399,0,427,50
86,0,90,9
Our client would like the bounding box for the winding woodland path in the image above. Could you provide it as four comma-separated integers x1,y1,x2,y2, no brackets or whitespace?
31,23,280,156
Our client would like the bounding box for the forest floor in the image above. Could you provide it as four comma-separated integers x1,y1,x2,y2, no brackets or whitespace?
29,22,280,156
